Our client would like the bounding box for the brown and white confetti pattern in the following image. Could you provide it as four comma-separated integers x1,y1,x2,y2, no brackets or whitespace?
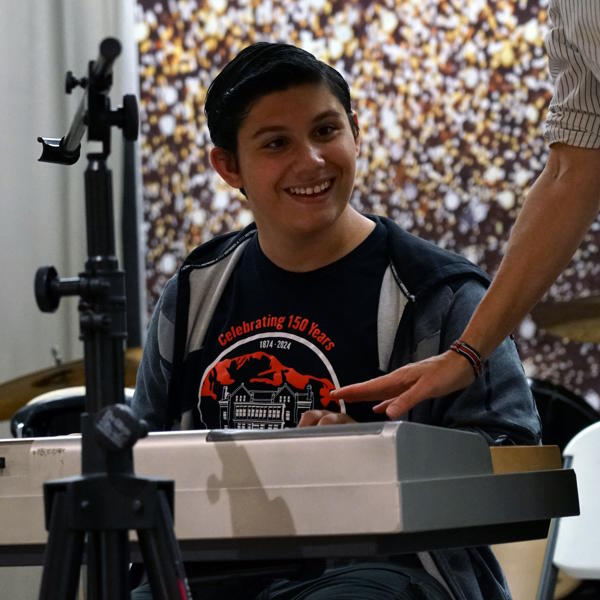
135,0,600,411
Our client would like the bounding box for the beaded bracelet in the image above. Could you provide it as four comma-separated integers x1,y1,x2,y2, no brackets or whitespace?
450,339,484,377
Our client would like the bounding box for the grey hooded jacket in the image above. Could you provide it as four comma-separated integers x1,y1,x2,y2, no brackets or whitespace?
133,216,541,600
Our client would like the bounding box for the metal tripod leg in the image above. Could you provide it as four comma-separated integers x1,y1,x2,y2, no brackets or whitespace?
38,489,86,600
137,489,192,600
38,474,190,600
86,530,130,600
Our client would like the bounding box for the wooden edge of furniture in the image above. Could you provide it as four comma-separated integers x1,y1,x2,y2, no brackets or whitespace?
490,445,562,474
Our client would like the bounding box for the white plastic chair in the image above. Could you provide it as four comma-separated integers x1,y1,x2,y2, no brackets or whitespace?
537,421,600,599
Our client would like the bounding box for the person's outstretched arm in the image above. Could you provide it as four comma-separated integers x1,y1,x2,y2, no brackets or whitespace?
332,143,600,418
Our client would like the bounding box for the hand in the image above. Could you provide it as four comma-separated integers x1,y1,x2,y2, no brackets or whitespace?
329,350,475,419
298,410,357,427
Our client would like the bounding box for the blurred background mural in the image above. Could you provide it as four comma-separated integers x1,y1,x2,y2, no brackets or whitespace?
133,0,600,409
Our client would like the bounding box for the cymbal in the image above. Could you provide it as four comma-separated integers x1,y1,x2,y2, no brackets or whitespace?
531,296,600,343
0,347,143,421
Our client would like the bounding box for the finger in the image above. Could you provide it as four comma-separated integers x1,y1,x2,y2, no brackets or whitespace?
330,368,416,403
298,410,327,427
369,377,436,418
382,353,478,418
317,413,341,425
317,412,355,426
372,398,394,414
385,381,433,418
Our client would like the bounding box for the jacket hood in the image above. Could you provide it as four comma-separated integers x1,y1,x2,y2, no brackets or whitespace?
181,216,491,299
376,215,491,299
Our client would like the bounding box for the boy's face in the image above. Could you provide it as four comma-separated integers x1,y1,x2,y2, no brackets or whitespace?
211,83,360,247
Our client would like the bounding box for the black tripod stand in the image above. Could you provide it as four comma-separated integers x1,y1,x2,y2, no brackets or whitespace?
35,37,191,600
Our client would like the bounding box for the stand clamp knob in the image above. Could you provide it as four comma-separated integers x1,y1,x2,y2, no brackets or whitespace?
35,266,84,312
35,266,61,312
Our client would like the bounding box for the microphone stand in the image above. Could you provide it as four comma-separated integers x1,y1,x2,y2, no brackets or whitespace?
35,37,191,600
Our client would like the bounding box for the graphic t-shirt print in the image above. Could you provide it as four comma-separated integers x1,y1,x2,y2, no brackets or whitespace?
198,314,345,429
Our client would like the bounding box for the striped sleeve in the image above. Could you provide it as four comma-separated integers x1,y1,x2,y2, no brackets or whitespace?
543,0,600,148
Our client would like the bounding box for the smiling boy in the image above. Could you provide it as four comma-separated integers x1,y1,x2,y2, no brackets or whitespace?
209,82,370,273
132,42,540,599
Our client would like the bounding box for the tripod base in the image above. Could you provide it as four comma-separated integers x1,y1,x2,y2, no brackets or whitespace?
39,474,190,600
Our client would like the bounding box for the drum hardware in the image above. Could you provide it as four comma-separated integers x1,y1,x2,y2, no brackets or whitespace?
0,347,141,421
530,295,600,343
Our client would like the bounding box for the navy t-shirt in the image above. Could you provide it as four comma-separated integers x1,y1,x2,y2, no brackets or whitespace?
194,221,390,430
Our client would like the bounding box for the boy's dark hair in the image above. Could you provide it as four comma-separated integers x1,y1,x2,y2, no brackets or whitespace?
205,42,359,152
